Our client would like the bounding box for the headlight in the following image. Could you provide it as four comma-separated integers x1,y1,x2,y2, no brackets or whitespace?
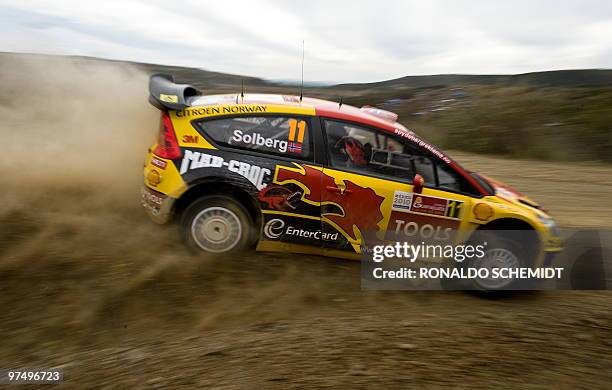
538,214,560,236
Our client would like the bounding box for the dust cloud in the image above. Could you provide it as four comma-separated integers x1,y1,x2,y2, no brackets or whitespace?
0,55,185,310
0,55,324,337
0,55,159,201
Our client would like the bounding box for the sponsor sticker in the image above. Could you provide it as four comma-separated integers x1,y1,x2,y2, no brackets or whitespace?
263,218,338,241
264,218,285,239
410,195,447,216
180,150,271,190
385,211,459,242
182,135,199,144
258,185,302,211
150,156,167,170
396,194,464,220
473,202,494,221
141,187,166,215
147,170,161,186
176,105,268,118
392,191,413,211
393,129,451,164
159,94,178,103
274,164,385,242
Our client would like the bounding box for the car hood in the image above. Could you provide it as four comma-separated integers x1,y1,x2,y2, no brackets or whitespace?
481,175,546,214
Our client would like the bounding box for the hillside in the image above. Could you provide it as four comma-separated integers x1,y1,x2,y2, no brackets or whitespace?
2,52,611,163
3,52,612,90
0,52,270,91
335,69,612,90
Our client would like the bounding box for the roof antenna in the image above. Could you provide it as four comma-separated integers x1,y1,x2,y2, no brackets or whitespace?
236,79,244,104
299,40,304,102
339,96,343,108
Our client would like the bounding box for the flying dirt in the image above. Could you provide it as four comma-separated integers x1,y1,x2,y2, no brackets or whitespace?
0,54,610,388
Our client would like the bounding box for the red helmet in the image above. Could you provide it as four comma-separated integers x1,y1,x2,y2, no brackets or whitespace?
335,137,367,166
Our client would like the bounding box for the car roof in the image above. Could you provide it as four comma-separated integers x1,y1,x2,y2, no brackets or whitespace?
186,93,489,196
188,93,411,135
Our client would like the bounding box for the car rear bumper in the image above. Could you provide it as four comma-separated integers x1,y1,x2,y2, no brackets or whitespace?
141,186,175,224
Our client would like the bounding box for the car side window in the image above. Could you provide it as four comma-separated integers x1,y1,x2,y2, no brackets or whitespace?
436,162,471,193
197,116,312,161
324,119,436,185
323,119,481,195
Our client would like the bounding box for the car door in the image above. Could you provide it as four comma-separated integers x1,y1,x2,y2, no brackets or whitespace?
193,113,324,255
320,119,476,257
251,117,326,255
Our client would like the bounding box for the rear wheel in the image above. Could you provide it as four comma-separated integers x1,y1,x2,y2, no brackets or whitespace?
179,195,254,254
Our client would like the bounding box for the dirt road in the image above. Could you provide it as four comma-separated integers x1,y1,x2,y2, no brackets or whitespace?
0,185,610,388
0,56,610,388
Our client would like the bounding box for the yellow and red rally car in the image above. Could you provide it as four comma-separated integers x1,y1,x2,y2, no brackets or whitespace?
142,74,562,286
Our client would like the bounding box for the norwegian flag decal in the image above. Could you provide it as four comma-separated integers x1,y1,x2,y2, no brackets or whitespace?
288,142,303,153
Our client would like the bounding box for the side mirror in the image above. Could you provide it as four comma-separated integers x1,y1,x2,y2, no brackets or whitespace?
413,174,424,194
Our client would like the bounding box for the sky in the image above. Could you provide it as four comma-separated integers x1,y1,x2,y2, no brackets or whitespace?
1,0,611,83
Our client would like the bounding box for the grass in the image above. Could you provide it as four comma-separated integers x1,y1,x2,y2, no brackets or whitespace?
359,85,612,163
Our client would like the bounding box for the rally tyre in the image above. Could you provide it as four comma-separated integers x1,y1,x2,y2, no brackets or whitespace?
179,195,254,254
466,230,527,291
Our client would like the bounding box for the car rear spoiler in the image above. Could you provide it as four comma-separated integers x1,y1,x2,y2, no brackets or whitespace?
148,73,199,110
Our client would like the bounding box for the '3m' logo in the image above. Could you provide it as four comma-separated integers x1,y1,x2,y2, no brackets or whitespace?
182,135,199,144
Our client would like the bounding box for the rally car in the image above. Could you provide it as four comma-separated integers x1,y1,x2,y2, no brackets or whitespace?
142,74,562,289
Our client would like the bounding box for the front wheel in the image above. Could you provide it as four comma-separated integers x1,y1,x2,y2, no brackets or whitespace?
179,195,254,254
467,230,528,291
440,230,534,292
